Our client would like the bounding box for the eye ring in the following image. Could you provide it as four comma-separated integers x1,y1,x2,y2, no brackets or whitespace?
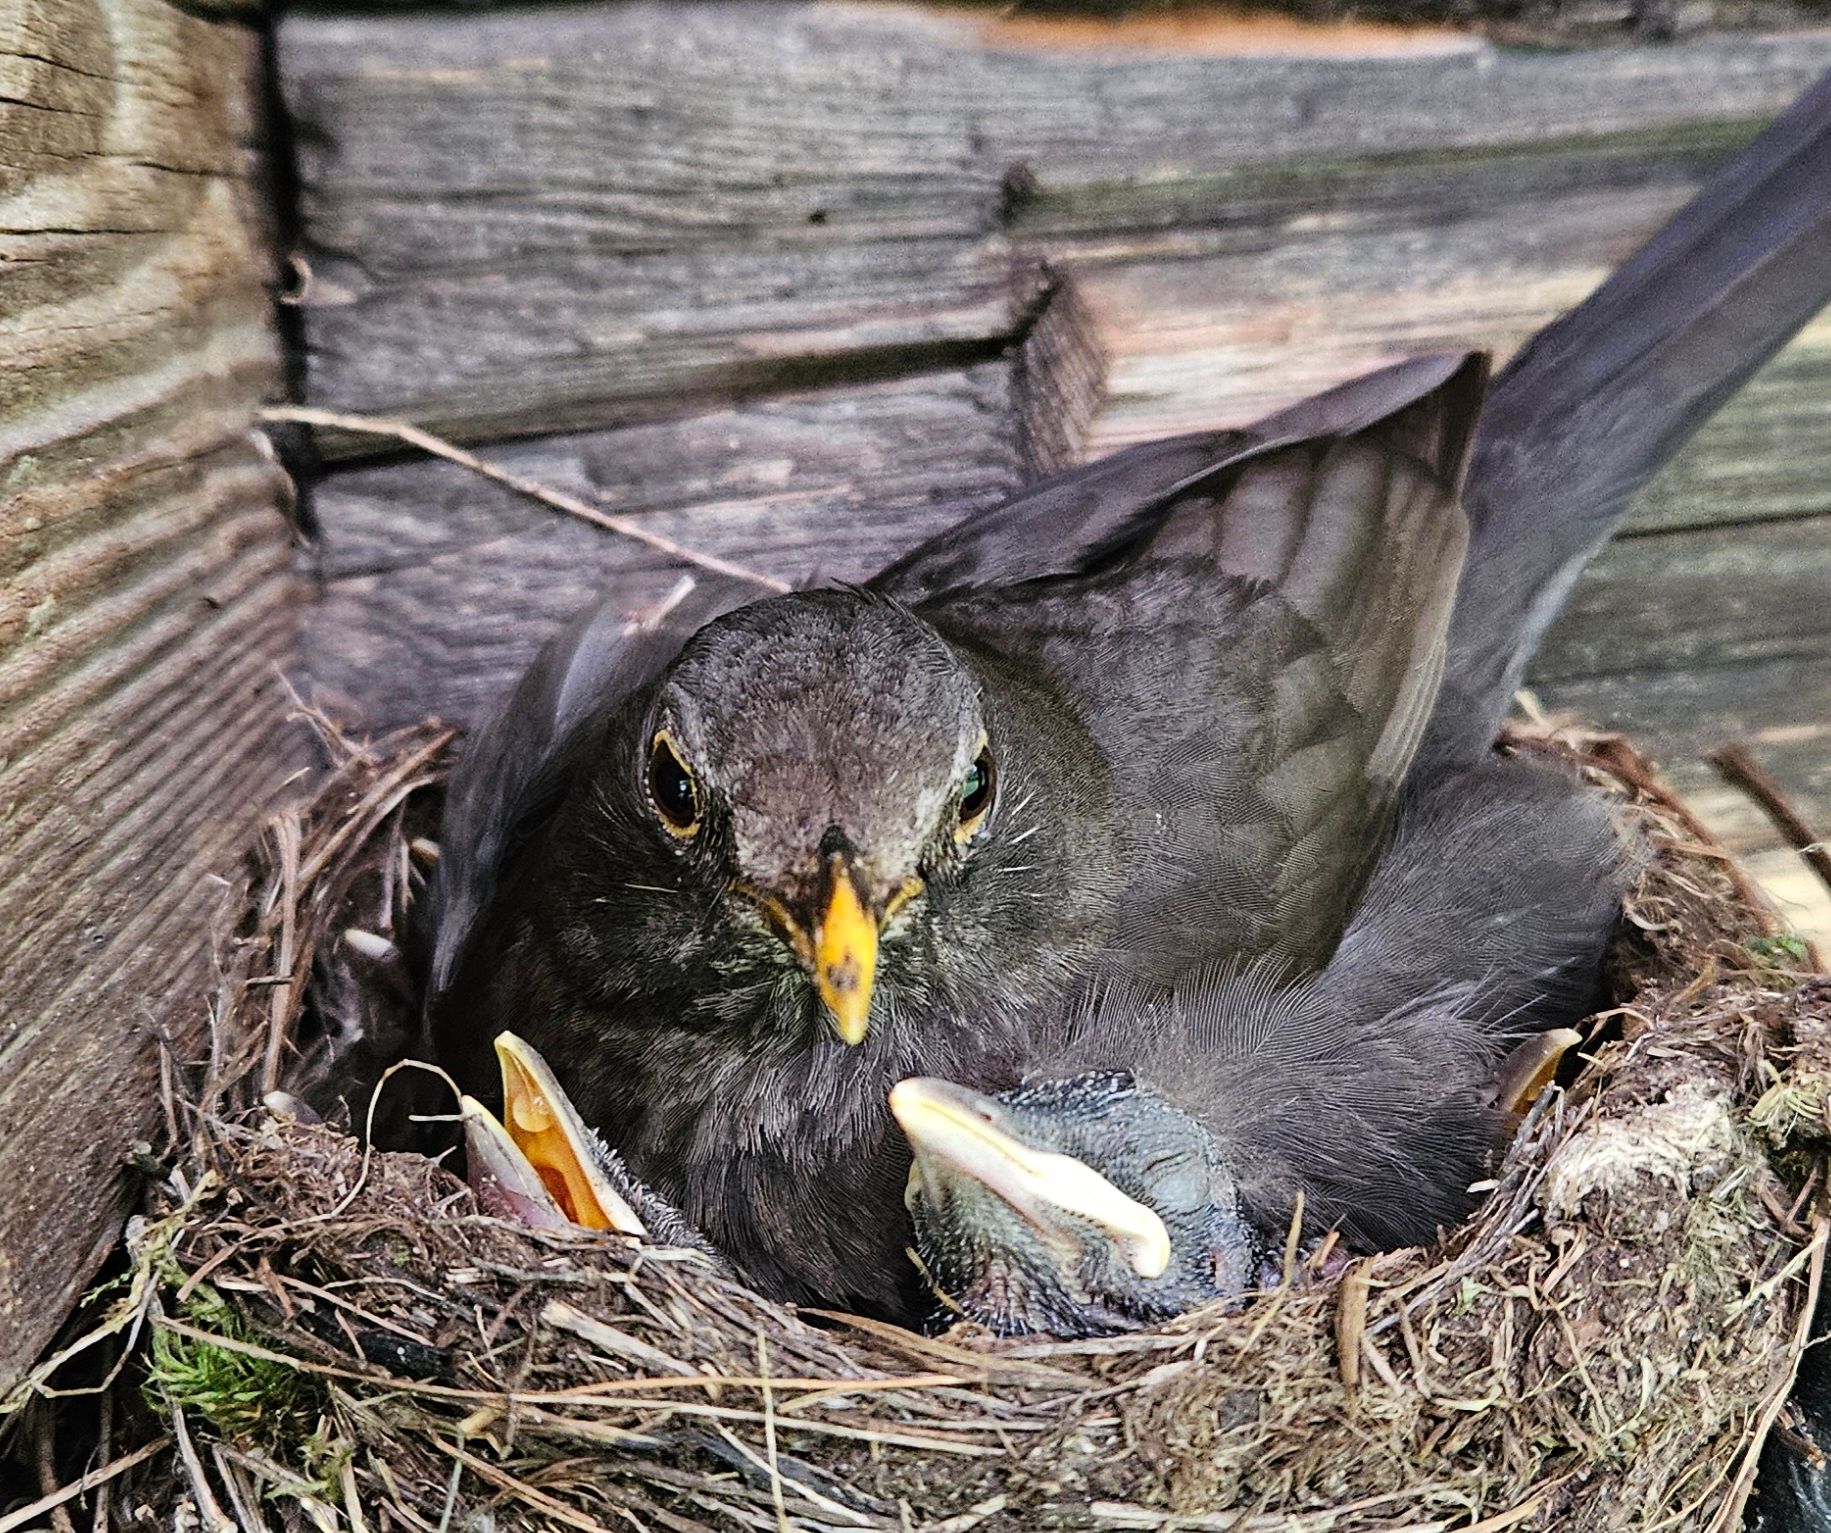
955,738,995,842
645,730,701,838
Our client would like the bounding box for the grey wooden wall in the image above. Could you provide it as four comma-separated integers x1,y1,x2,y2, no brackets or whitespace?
0,0,300,1390
277,2,1831,941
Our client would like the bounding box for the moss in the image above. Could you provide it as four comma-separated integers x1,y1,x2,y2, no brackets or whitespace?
144,1287,325,1454
1748,933,1813,970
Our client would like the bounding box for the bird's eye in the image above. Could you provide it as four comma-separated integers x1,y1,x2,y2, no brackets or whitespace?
956,741,995,841
645,731,701,838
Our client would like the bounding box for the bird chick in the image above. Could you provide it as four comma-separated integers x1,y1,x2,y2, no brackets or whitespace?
462,1032,720,1262
893,1071,1259,1338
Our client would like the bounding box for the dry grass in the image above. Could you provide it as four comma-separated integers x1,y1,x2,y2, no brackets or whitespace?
16,718,1831,1532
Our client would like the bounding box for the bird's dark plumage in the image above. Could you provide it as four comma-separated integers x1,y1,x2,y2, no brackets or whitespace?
900,754,1636,1336
1421,68,1831,770
427,359,1484,1315
429,67,1831,1332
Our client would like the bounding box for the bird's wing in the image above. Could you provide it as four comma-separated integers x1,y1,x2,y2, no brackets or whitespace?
913,355,1487,974
1040,752,1630,1249
1323,753,1639,1040
426,575,760,1007
1042,961,1502,1252
1422,68,1831,768
873,352,1478,607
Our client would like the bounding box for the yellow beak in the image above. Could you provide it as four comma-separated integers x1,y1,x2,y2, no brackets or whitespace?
492,1032,647,1235
460,1093,574,1230
1492,1027,1582,1117
812,857,878,1046
889,1077,1172,1280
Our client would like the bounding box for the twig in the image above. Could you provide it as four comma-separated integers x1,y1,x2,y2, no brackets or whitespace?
436,1450,463,1533
261,404,790,594
166,1399,235,1533
432,1438,617,1533
295,728,454,890
90,1389,112,1533
260,814,302,1097
211,1445,273,1533
1281,1188,1306,1287
1337,1265,1371,1393
1709,742,1831,905
0,1438,169,1533
146,1317,998,1457
1593,737,1774,918
758,1335,789,1533
1708,1212,1830,1533
342,1457,373,1533
32,1402,76,1533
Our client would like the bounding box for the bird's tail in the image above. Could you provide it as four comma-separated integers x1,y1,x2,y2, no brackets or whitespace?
1421,67,1831,769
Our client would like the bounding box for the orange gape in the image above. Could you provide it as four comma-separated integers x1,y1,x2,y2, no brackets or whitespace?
495,1033,646,1236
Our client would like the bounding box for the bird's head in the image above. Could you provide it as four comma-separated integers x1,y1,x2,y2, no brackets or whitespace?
567,589,1086,1053
890,1072,1261,1337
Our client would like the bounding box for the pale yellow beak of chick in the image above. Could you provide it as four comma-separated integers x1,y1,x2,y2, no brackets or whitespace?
462,1032,646,1236
889,1076,1172,1280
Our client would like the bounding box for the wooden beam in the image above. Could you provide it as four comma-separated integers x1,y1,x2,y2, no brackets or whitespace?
0,1,297,1390
277,6,1831,452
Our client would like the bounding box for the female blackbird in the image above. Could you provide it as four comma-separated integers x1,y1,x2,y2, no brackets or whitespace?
429,68,1831,1323
427,357,1484,1316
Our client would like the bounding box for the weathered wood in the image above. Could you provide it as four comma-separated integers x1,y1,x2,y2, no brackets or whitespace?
278,6,1831,450
1534,517,1831,680
301,364,1033,725
0,1,297,1391
282,6,1831,693
283,5,1031,451
1070,251,1831,540
299,259,1111,728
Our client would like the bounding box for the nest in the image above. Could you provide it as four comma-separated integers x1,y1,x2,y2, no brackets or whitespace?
35,716,1831,1532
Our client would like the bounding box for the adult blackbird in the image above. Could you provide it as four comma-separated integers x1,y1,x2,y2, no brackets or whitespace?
427,355,1486,1315
894,754,1635,1336
428,68,1831,1321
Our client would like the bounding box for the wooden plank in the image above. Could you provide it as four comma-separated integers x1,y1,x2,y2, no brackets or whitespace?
1532,518,1831,682
0,1,297,1392
277,4,1831,454
1066,248,1831,538
293,234,1027,455
1536,663,1831,774
301,363,1034,728
280,4,1028,450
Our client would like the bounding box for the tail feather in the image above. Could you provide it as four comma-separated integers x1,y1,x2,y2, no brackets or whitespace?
1423,68,1831,767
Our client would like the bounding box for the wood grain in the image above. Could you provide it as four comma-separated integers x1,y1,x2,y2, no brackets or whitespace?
277,6,1831,451
0,0,297,1391
1067,242,1831,540
300,363,1033,726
